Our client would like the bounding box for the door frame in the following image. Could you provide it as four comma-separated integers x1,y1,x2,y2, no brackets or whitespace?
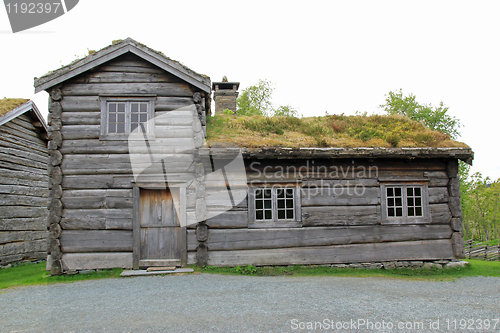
132,182,187,269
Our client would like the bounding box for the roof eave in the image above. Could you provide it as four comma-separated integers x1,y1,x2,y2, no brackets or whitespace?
206,147,474,164
0,100,48,133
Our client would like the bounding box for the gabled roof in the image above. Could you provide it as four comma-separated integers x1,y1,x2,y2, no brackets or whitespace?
34,38,211,94
0,98,29,117
0,99,48,133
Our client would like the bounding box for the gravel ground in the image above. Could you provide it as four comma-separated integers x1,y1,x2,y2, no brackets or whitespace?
0,274,499,333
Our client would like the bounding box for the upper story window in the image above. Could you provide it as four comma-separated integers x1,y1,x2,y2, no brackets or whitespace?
381,184,429,223
100,97,155,140
248,184,301,228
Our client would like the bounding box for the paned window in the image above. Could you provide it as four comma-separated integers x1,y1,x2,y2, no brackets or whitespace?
254,187,295,221
249,185,301,228
381,184,429,223
386,186,423,217
100,97,155,140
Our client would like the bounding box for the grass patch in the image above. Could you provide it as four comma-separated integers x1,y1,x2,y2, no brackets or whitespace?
194,259,500,281
206,114,469,149
0,98,29,117
0,262,123,290
2,260,498,290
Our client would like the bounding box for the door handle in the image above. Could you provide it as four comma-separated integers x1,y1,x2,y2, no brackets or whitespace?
158,201,162,220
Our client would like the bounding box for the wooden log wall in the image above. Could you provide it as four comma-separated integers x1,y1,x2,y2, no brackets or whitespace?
47,53,208,272
447,159,465,258
191,157,460,267
0,114,48,265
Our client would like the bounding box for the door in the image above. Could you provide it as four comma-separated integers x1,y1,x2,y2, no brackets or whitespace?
138,188,181,268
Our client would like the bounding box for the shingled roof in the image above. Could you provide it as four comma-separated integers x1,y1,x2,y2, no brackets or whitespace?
34,38,211,94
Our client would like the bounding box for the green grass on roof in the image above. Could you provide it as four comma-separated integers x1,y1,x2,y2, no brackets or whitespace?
206,114,469,149
0,98,29,117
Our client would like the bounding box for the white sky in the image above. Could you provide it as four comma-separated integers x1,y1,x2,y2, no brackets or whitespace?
1,0,499,179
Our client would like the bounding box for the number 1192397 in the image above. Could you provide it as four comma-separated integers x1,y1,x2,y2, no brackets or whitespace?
5,2,62,14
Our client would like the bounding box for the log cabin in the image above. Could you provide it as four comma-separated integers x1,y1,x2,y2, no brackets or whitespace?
35,38,473,274
0,99,49,265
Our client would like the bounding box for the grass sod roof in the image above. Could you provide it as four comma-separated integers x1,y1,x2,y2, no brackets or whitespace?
0,98,29,117
206,114,470,149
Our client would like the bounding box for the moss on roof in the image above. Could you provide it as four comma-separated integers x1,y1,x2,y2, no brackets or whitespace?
0,98,29,117
206,114,469,149
36,38,209,83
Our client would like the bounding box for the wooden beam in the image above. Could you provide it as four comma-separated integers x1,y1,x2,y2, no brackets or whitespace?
302,206,379,227
189,225,453,252
206,210,248,229
61,252,133,270
0,230,48,244
207,240,455,266
430,204,452,224
60,230,133,252
61,82,194,97
301,187,380,206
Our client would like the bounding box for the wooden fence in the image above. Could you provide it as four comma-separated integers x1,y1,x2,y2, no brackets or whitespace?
464,239,500,261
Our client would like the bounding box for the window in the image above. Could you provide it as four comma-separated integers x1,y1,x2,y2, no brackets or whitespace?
100,97,155,140
248,185,301,228
381,184,429,223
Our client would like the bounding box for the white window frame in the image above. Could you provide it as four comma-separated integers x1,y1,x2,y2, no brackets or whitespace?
380,183,430,224
248,184,302,228
100,96,155,140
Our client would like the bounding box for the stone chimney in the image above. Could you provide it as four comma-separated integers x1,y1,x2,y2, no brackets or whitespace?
212,76,240,114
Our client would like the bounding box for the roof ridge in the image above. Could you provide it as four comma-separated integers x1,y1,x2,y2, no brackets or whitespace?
34,38,210,93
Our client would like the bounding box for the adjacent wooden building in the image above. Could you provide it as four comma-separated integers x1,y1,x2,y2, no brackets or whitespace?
199,147,472,267
0,99,49,265
35,39,473,274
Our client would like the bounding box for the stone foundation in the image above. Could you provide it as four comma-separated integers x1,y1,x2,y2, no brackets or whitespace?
327,259,468,270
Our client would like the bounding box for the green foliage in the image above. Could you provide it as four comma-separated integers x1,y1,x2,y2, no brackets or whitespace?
206,113,464,148
194,259,500,280
222,108,235,116
460,171,500,242
237,79,274,116
236,79,298,117
380,89,462,139
0,262,123,290
272,105,298,117
358,130,373,142
234,265,258,274
385,132,401,147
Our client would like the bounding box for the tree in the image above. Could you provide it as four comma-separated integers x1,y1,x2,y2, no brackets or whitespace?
379,89,500,243
236,79,298,117
380,89,462,139
461,174,500,242
237,79,274,116
272,105,298,117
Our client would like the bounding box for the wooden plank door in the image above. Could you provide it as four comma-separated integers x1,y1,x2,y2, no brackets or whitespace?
138,188,181,268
